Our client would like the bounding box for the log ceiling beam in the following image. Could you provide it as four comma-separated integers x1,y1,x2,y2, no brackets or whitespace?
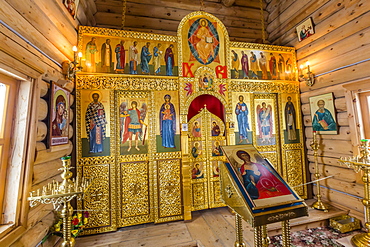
95,0,266,19
94,0,267,41
94,12,264,40
94,11,262,31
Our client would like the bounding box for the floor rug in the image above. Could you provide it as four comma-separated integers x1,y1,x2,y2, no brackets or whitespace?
268,226,364,247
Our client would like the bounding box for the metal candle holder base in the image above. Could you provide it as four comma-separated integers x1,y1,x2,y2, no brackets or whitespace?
311,200,329,212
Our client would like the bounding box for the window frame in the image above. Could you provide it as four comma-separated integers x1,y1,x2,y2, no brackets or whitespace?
343,79,370,156
0,75,18,223
0,69,37,246
358,91,370,139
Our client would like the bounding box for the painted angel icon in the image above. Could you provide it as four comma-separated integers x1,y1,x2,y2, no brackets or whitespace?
120,101,148,152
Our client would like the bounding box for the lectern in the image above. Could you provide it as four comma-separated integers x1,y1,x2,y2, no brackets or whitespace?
220,145,308,247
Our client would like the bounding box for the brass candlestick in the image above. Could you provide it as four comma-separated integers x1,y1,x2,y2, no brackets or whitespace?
339,140,370,247
311,131,330,212
28,156,92,247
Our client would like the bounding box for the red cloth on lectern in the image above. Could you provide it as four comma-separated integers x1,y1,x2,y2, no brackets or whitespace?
254,163,292,199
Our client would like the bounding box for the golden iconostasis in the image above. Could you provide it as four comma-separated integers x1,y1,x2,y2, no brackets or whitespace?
75,11,306,235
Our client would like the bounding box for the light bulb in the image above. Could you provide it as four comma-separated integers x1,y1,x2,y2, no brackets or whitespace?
78,52,82,58
72,46,78,52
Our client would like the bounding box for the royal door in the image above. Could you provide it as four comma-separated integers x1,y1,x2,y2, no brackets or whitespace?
188,107,226,211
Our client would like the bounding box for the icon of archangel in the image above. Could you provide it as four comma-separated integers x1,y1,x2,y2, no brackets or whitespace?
120,100,148,152
188,18,220,65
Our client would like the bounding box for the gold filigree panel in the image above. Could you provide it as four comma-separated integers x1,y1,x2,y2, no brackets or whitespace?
151,151,182,160
282,143,303,150
77,75,179,91
119,161,151,226
285,149,306,197
230,42,296,53
191,183,207,211
81,164,112,229
78,156,115,166
118,154,149,163
259,152,278,171
157,160,182,218
230,80,299,94
210,180,225,208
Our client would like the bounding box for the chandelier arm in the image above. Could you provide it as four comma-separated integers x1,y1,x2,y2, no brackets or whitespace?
122,0,127,29
259,0,266,43
200,0,205,11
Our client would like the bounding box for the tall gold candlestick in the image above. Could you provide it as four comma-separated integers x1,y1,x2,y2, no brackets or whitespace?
311,131,329,212
28,156,92,247
340,140,370,247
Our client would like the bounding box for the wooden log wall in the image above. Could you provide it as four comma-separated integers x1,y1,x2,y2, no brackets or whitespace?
0,0,95,246
266,0,370,220
94,0,268,42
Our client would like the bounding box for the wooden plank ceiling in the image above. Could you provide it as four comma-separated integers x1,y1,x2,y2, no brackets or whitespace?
93,0,268,42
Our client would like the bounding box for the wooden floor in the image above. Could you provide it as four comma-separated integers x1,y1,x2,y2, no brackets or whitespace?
75,200,347,247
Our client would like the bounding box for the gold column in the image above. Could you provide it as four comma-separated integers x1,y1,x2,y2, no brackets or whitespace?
234,213,246,247
281,220,291,247
262,225,269,247
254,226,263,247
311,131,329,212
181,126,192,220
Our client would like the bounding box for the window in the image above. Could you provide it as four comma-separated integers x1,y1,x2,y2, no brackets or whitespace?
358,91,370,139
0,69,35,245
0,75,17,224
343,80,370,155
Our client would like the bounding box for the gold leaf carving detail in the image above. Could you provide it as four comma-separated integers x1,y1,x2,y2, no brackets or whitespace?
158,160,182,218
192,183,206,211
120,162,150,218
260,152,278,170
82,164,111,228
230,80,299,94
79,26,177,42
76,75,179,91
286,150,304,195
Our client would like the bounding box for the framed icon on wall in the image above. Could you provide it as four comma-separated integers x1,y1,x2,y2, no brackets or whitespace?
309,92,338,135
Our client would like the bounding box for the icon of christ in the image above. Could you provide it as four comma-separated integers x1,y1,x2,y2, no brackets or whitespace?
188,18,220,65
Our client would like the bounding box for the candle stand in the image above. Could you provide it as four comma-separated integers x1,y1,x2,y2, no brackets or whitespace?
28,156,92,247
311,131,329,212
339,140,370,247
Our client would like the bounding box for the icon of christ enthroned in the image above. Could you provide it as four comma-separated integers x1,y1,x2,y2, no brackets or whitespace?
188,18,220,65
